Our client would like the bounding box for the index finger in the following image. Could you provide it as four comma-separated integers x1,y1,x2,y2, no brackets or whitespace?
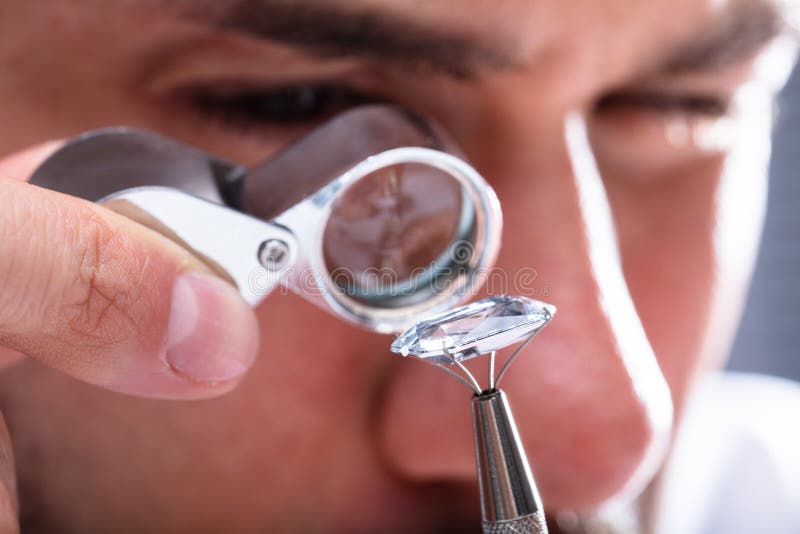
0,143,260,399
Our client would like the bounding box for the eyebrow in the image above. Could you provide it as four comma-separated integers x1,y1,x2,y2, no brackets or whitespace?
656,1,789,74
179,0,791,80
183,0,521,78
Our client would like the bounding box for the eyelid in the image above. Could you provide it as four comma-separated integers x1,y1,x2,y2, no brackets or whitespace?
604,42,781,119
143,32,372,97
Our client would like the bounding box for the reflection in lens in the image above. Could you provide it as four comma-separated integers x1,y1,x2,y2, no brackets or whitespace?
323,163,468,304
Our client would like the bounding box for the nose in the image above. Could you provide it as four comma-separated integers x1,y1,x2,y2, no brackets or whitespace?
376,113,673,509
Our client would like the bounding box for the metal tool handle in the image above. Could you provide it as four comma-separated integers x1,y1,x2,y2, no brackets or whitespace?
472,389,548,534
101,187,297,305
483,513,547,533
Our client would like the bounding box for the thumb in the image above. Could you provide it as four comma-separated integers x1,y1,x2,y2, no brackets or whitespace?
0,414,18,534
0,143,259,399
0,142,61,369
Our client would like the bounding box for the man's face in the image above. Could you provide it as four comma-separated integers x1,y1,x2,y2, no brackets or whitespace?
0,0,793,531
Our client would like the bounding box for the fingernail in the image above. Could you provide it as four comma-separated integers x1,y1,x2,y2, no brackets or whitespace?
166,271,258,383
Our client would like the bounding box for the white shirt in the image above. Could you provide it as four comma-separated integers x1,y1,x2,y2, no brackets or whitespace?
653,372,800,534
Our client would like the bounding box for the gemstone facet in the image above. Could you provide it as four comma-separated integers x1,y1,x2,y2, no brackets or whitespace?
391,295,555,364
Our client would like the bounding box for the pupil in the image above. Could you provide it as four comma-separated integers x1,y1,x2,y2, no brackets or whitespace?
252,86,323,120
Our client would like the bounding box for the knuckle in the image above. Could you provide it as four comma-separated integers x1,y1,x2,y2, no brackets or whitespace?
0,186,168,357
54,210,152,346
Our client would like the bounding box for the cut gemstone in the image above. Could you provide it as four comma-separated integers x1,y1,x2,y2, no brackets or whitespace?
391,295,555,364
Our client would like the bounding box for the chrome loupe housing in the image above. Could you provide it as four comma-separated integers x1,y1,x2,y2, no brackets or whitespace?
273,145,500,332
29,106,502,333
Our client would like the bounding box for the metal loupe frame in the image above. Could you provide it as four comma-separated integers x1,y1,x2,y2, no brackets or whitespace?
272,146,502,333
97,185,299,306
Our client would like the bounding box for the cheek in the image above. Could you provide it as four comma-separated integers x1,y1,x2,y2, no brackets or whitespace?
592,85,774,413
603,156,724,411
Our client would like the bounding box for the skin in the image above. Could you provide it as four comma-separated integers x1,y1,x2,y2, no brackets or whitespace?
0,0,795,532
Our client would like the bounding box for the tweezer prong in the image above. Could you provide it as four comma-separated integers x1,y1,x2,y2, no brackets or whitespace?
488,350,496,391
430,362,482,395
443,344,483,394
494,330,538,388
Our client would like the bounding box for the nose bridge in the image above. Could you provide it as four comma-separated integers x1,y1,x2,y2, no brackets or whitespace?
473,108,625,313
472,109,672,415
376,110,673,508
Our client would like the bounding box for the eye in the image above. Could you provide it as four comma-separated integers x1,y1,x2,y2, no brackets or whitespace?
587,89,737,178
595,90,731,117
188,84,377,129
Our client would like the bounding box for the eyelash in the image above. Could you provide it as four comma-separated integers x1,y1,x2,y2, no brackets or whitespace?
187,84,731,132
595,90,731,117
189,85,377,131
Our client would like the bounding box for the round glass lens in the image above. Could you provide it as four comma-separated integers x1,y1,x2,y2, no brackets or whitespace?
323,163,467,303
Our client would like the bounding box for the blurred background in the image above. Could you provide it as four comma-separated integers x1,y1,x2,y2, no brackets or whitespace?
727,64,800,382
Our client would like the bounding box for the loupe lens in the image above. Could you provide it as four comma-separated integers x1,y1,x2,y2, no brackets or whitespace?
323,162,472,306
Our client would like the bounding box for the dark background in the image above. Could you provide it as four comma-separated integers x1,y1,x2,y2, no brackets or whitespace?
727,64,800,381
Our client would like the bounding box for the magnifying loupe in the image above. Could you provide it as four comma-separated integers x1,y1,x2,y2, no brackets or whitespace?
29,106,501,332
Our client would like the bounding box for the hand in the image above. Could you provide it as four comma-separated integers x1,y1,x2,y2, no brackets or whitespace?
0,143,260,531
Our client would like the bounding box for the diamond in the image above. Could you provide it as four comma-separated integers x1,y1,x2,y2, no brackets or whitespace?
391,295,555,364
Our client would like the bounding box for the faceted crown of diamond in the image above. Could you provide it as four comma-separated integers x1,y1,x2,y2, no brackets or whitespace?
391,295,555,364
